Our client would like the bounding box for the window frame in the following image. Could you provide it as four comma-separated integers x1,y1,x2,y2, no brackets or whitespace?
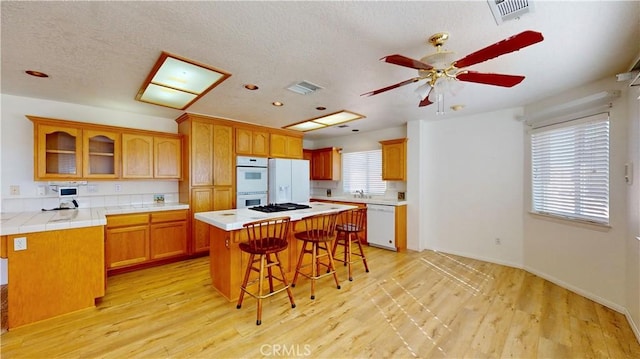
341,149,386,196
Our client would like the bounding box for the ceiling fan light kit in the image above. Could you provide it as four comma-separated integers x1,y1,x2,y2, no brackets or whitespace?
362,30,544,114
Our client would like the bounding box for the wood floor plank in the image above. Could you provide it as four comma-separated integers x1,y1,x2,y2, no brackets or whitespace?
1,248,638,358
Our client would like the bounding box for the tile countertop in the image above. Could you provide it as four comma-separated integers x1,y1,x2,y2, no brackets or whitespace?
311,196,407,206
195,202,357,231
0,203,189,236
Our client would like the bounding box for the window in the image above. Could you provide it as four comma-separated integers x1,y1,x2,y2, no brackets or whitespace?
342,150,386,195
531,113,610,224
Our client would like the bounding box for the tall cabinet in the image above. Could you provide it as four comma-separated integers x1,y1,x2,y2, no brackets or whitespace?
177,114,235,254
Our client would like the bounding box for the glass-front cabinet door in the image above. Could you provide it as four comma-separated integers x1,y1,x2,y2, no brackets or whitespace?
37,124,82,179
83,130,120,179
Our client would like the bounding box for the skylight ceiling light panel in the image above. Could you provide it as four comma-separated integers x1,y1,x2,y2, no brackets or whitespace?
152,57,225,94
287,121,327,132
313,111,363,125
140,83,197,109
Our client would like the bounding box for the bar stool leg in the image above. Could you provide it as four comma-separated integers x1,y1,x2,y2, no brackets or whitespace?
292,240,309,288
236,253,255,310
325,242,341,289
310,242,317,300
347,233,353,281
256,254,266,325
274,252,296,309
355,235,370,273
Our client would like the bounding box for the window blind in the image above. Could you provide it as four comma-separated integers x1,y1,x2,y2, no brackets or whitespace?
342,150,386,195
531,113,610,224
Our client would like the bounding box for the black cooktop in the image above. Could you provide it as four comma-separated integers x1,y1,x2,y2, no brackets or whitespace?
249,203,311,213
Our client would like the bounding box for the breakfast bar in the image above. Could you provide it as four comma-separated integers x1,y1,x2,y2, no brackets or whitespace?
194,202,356,301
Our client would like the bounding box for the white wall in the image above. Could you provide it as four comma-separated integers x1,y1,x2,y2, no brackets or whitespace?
625,84,640,336
0,94,181,285
410,108,525,267
522,78,631,313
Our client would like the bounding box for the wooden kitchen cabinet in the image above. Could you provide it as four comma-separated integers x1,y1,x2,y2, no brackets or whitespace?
303,149,313,178
270,133,303,159
380,138,407,181
213,124,234,187
29,116,181,181
6,227,105,329
154,136,182,179
33,121,83,179
106,213,150,269
106,210,189,271
150,210,188,259
83,129,120,179
191,187,214,254
122,133,182,179
310,147,341,180
236,127,269,157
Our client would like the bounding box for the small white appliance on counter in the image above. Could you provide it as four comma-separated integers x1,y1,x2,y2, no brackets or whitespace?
268,158,310,204
367,204,396,251
236,156,268,208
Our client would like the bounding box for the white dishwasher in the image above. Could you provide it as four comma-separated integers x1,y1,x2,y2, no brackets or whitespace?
367,204,396,251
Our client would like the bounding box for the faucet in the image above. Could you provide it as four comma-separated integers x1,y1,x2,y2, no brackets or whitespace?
354,189,365,198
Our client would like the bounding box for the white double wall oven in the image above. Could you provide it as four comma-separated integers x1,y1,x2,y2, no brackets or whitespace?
236,156,268,208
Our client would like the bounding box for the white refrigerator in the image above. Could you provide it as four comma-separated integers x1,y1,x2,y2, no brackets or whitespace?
268,158,310,204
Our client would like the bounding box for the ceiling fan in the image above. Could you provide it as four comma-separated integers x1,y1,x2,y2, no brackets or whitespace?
362,30,544,111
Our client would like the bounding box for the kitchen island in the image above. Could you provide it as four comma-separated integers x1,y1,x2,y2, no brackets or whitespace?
195,202,356,301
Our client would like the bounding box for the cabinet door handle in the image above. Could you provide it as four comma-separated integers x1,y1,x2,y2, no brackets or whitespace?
225,236,230,249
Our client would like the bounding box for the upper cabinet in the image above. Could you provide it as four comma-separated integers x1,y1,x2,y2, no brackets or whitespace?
270,133,303,159
83,129,120,179
380,138,407,181
28,116,181,181
310,147,341,181
122,134,154,178
154,136,182,179
236,127,269,157
35,123,83,179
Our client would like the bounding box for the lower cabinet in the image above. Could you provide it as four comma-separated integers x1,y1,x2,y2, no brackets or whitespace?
106,210,188,271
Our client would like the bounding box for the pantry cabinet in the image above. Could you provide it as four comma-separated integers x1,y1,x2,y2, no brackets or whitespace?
380,138,407,181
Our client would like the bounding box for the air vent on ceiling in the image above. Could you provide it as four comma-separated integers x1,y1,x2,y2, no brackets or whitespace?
488,0,535,25
286,81,323,95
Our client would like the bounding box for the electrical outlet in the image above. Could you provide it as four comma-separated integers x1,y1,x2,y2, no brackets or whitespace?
115,184,121,192
495,238,502,245
37,185,46,196
88,184,98,193
14,237,27,251
9,185,20,195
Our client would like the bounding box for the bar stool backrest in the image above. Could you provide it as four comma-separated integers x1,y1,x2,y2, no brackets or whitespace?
299,212,338,242
243,216,291,252
337,207,367,233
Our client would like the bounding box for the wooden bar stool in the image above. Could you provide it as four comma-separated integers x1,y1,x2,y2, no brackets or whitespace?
236,216,295,325
332,207,369,281
291,212,341,299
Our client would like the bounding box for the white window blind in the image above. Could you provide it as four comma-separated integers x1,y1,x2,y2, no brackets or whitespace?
342,150,386,195
531,113,610,224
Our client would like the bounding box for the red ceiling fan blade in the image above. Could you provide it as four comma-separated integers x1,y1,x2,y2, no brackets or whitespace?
453,30,543,69
361,77,420,97
457,71,525,87
418,88,433,107
381,54,433,70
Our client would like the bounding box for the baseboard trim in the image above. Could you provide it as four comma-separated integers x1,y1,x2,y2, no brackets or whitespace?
625,308,640,344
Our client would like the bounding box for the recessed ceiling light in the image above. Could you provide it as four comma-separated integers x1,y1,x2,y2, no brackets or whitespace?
136,52,231,110
25,70,49,78
451,104,465,111
244,84,259,90
284,110,365,132
352,129,360,132
316,106,326,111
272,101,284,107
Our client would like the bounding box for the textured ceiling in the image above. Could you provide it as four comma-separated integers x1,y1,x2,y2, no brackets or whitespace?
2,1,639,139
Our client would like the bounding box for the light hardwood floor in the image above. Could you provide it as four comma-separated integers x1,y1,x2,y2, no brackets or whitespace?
1,247,639,358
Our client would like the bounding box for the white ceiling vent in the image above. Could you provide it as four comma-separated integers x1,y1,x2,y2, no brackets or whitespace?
286,81,323,95
488,0,535,25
